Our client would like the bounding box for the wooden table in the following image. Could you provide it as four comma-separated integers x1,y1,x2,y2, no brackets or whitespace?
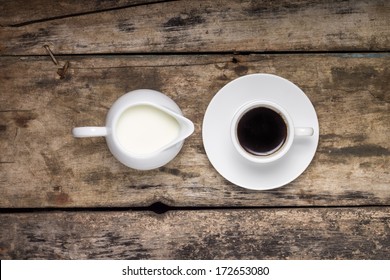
0,0,389,259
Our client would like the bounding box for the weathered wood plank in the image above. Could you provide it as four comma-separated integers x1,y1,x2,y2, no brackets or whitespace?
0,208,389,259
0,54,389,208
0,0,161,27
0,0,389,55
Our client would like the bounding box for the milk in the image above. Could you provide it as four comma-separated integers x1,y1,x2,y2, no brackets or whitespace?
116,105,180,155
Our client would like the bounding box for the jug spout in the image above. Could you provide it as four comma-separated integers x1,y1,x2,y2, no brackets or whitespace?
175,114,195,143
147,103,194,152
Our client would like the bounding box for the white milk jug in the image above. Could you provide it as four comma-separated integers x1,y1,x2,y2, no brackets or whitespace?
72,89,194,170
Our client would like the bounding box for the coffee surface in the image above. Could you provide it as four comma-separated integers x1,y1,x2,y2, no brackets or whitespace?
237,107,287,156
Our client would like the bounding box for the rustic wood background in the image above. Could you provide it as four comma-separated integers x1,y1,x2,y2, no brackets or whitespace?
0,0,389,259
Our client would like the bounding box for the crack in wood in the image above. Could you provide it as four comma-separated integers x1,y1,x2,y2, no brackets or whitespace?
0,109,33,113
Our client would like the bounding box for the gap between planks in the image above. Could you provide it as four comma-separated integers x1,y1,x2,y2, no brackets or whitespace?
1,50,390,58
1,204,389,215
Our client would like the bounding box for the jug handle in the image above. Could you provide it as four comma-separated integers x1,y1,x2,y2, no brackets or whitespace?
72,127,107,138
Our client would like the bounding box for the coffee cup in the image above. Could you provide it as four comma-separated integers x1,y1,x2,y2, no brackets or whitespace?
231,100,313,164
72,89,194,170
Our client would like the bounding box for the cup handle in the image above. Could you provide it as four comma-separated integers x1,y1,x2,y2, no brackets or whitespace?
295,127,314,136
72,126,107,138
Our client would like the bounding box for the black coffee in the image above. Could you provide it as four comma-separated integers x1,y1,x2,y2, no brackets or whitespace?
237,107,287,156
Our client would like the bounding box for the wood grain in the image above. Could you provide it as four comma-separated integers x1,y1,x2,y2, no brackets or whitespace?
0,0,161,27
0,54,389,208
0,208,389,259
0,0,389,55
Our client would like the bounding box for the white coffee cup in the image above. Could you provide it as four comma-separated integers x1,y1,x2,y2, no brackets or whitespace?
72,89,194,170
231,100,313,164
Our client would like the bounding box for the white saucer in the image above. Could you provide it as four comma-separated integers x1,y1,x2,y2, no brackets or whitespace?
202,74,319,190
